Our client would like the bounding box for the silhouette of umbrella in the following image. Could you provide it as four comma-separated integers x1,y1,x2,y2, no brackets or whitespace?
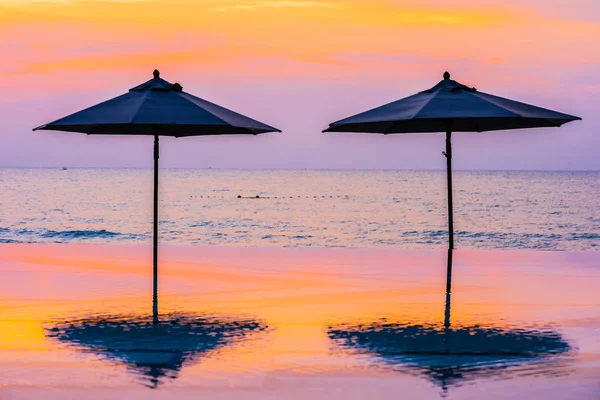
329,320,571,393
324,72,580,252
33,70,281,316
45,313,268,388
327,280,572,393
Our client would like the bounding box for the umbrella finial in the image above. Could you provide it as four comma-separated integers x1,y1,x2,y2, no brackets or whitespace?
443,71,450,80
153,69,160,79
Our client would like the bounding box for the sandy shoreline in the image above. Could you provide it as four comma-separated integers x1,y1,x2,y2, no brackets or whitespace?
1,244,599,399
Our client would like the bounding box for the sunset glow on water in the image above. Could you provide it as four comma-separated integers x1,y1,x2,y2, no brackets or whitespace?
1,245,599,398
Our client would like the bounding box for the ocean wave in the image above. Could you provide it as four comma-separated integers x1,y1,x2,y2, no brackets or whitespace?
1,225,597,250
1,228,139,242
453,230,600,242
567,233,600,240
190,221,213,228
39,229,121,239
402,230,447,238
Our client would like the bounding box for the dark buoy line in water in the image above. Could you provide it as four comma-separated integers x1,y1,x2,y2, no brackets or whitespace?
183,195,352,200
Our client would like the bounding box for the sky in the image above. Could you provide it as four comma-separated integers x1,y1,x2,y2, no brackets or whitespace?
0,0,598,170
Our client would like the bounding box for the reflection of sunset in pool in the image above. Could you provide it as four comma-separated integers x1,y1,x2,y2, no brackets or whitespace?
1,244,598,397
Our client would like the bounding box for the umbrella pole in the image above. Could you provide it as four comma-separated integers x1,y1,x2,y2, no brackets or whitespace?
445,248,453,294
444,291,452,328
153,134,159,320
444,131,454,250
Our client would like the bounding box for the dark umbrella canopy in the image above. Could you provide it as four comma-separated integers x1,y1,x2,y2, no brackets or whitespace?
34,70,281,136
45,313,268,389
324,72,580,134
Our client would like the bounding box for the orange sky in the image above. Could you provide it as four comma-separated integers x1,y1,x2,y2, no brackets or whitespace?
0,0,598,169
2,0,598,89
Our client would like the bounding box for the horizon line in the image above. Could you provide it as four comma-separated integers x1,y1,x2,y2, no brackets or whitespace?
0,166,599,173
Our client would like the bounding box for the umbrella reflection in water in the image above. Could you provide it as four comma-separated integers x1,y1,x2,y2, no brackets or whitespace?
327,251,573,394
45,313,268,388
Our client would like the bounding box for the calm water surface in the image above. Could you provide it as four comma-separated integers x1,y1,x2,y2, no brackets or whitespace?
1,168,598,250
1,246,598,399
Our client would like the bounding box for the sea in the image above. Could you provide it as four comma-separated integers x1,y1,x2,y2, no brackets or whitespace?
1,168,598,250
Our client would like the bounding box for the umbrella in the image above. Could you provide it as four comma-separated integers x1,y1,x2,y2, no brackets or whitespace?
33,70,281,316
327,285,572,393
324,72,581,254
45,312,268,388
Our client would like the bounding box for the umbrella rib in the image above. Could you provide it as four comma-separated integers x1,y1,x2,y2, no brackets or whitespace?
467,92,579,129
178,92,280,134
411,92,438,120
128,91,152,126
468,91,565,120
384,93,437,134
177,92,236,128
465,91,521,119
